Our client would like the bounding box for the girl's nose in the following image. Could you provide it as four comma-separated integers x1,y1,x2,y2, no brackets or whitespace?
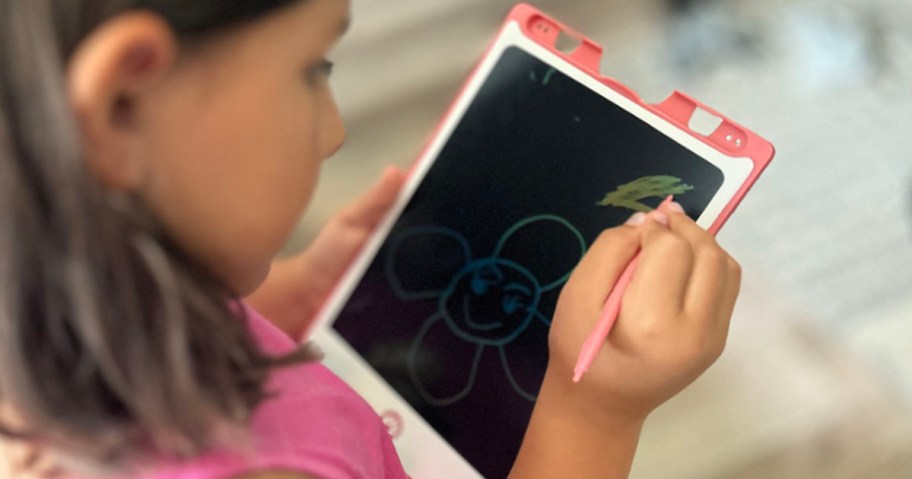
320,91,346,160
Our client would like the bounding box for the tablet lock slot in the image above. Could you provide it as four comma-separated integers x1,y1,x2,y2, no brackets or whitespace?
688,107,724,137
688,106,747,152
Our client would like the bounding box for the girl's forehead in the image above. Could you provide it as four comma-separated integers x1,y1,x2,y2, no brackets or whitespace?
288,0,350,33
275,0,350,47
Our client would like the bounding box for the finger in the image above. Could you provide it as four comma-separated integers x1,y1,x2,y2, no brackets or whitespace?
628,210,694,315
337,166,406,229
660,201,718,251
681,245,731,320
660,203,740,322
717,256,742,332
303,167,406,278
562,217,644,309
693,257,740,362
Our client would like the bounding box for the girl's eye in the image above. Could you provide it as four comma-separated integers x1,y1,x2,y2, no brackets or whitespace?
305,58,334,86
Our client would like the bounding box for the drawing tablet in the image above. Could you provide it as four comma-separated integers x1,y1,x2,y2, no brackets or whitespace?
311,5,773,478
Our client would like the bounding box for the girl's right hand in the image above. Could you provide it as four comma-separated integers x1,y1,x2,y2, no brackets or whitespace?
545,201,742,425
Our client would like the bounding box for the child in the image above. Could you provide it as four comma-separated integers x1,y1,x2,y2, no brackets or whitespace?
0,0,742,477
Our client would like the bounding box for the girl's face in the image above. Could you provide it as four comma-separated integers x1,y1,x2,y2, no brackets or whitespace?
71,0,350,294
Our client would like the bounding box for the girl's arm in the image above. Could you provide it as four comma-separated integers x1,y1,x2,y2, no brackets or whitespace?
511,203,741,477
510,370,644,478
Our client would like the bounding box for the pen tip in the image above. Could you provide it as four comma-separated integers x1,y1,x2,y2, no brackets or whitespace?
572,370,583,383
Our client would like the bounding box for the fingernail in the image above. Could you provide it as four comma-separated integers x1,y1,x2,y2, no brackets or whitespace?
625,212,647,226
650,210,669,226
666,201,685,214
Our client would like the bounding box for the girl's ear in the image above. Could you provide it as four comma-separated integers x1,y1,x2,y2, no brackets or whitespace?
67,12,177,191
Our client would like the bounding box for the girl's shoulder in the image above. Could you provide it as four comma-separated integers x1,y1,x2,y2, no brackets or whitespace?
138,304,408,479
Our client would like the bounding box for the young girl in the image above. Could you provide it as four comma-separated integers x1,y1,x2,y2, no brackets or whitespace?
0,0,742,477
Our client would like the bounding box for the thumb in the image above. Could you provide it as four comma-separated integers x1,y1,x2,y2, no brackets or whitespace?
336,166,406,229
561,214,646,308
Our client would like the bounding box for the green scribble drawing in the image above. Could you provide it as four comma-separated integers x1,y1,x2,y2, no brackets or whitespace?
597,175,694,213
530,67,557,85
542,67,557,85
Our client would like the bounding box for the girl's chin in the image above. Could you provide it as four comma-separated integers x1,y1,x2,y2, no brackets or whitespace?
228,260,274,298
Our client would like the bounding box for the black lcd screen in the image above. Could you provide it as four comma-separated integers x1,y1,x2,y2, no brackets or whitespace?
332,46,725,478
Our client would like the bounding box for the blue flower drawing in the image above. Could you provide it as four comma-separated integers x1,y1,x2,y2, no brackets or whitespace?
385,215,586,405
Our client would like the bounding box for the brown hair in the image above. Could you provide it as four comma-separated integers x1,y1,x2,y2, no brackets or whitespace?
0,0,309,474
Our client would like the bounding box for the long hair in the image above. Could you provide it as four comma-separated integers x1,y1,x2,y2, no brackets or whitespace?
0,0,309,473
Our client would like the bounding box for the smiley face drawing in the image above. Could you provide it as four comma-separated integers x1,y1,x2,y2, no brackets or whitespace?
385,215,586,405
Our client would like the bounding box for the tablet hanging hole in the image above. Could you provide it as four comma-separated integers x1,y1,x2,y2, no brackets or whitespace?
528,16,560,43
688,107,724,137
711,122,748,152
555,30,582,54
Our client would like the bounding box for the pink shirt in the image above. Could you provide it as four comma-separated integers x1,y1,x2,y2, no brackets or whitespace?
136,303,409,479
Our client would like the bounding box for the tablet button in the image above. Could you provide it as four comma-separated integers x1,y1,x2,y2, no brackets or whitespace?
380,409,404,439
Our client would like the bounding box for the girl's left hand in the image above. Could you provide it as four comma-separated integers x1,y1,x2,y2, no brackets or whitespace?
247,167,407,341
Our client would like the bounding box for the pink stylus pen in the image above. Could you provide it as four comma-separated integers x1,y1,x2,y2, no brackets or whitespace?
572,195,675,382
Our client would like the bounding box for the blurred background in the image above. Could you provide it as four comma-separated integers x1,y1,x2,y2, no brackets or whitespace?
287,0,912,477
